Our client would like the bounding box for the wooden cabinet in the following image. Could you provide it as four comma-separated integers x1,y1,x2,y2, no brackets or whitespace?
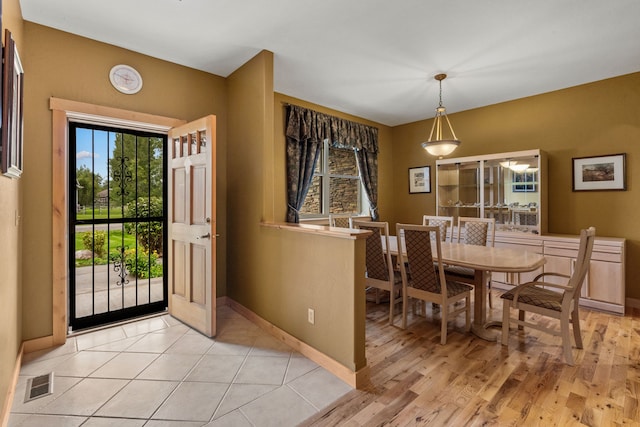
492,233,626,315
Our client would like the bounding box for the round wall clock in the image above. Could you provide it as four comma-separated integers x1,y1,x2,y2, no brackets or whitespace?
109,64,143,94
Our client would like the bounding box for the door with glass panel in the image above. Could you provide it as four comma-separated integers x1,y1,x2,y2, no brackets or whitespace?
167,116,217,337
68,123,167,331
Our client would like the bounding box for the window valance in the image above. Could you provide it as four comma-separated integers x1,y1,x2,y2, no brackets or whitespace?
285,104,378,153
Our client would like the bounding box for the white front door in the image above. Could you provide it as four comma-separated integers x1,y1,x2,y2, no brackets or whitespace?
167,115,217,336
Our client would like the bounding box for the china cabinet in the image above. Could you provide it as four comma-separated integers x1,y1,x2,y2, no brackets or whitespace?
436,149,547,235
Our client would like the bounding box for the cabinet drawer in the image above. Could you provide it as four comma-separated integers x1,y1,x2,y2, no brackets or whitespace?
591,251,622,263
544,247,577,258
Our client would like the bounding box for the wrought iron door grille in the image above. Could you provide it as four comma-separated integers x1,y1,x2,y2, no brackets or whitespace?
68,122,168,331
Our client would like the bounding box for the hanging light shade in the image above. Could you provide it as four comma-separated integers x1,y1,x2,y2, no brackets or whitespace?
509,163,530,172
421,73,461,157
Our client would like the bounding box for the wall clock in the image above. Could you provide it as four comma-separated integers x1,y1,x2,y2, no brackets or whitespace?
109,64,143,94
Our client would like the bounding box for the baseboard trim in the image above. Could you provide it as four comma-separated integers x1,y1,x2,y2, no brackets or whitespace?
22,335,54,354
224,298,369,389
1,343,24,427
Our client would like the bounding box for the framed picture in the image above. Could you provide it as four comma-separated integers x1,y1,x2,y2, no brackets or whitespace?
572,153,626,191
1,29,24,179
512,170,537,192
409,166,431,193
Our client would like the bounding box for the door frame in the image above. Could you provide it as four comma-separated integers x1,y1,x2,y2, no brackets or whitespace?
50,98,185,346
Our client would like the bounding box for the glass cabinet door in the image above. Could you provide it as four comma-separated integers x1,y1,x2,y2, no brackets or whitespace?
436,150,545,235
437,161,480,224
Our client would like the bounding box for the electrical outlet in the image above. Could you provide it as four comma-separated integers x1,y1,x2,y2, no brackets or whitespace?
308,308,315,325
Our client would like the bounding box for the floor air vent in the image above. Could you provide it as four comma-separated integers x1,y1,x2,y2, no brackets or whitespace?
24,372,54,402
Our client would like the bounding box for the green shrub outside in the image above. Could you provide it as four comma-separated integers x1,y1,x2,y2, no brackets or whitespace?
81,231,106,257
123,248,163,279
124,197,164,255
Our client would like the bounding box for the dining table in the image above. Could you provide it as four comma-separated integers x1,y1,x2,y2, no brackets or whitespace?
384,235,546,340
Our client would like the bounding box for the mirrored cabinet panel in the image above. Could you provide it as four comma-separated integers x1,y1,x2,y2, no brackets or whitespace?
436,149,547,234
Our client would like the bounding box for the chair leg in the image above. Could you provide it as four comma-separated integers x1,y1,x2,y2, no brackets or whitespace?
440,302,448,345
572,306,583,349
465,295,471,331
487,273,493,308
518,310,525,330
560,311,574,365
388,288,397,325
501,300,511,345
401,291,408,329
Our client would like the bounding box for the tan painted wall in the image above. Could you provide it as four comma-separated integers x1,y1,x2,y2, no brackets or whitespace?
391,72,640,298
21,22,228,340
0,0,24,415
226,52,376,370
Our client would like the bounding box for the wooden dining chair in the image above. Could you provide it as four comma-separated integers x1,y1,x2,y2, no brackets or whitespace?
445,217,496,307
329,214,354,228
501,227,596,365
422,215,454,242
396,223,472,344
352,220,402,325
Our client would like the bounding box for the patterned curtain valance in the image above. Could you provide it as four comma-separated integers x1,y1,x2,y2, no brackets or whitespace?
285,104,378,153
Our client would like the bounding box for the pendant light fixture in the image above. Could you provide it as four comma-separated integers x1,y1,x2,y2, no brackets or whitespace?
421,73,461,157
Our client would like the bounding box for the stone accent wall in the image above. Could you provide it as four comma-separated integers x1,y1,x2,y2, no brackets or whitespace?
301,148,360,214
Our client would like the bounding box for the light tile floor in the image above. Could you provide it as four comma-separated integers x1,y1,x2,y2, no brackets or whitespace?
9,305,352,426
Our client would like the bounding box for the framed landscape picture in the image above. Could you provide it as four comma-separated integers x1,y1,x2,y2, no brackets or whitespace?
572,153,626,191
409,166,431,193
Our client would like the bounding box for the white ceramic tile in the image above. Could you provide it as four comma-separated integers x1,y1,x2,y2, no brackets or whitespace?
21,338,78,364
75,327,128,351
19,353,76,377
161,314,186,327
136,353,202,381
287,368,352,410
81,417,146,426
185,355,245,383
11,375,82,414
124,332,182,353
152,382,228,422
206,409,253,426
86,335,143,352
122,316,170,337
240,386,318,427
7,414,86,427
207,337,255,356
283,355,319,383
51,351,117,377
37,378,128,416
144,420,203,427
213,384,277,419
95,379,178,418
165,333,214,355
216,319,263,338
234,356,289,385
11,307,346,426
89,352,159,379
248,335,293,357
152,322,191,336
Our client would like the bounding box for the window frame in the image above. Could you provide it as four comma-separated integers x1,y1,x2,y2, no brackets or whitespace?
300,140,369,219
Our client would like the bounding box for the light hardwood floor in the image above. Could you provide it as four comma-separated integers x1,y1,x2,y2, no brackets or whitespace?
302,291,640,426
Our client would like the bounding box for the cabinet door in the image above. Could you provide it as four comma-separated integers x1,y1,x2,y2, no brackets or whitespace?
586,260,624,304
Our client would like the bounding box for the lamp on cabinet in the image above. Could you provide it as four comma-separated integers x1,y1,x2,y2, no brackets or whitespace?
421,74,461,157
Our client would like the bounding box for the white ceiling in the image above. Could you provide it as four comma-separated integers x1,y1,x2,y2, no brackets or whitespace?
19,0,640,126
